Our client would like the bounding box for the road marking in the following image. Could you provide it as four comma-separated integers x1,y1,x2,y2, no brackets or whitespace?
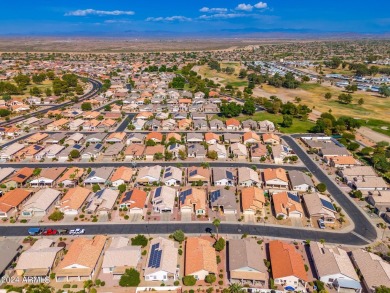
351,231,372,244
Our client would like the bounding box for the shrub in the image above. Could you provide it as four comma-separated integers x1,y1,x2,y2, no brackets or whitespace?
205,274,216,284
172,230,185,243
174,281,180,286
63,284,71,288
48,209,64,221
119,268,141,287
50,273,56,280
131,234,148,247
214,238,226,252
182,275,197,286
316,183,327,193
178,248,183,255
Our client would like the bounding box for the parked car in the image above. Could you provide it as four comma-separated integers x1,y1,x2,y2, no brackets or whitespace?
42,229,58,236
69,228,85,235
318,219,325,229
57,229,69,235
28,228,42,236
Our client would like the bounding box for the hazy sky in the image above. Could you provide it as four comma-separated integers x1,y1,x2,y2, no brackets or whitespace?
1,0,389,35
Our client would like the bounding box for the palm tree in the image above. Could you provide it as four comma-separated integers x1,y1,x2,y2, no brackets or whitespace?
229,283,244,293
212,218,221,240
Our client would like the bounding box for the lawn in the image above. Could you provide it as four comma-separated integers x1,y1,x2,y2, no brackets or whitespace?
198,62,246,88
364,119,390,137
213,112,315,134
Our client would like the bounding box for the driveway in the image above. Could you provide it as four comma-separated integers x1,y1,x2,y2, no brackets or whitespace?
181,212,192,222
291,217,304,228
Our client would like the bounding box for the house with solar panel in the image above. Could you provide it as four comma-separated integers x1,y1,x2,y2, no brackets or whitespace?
85,188,119,215
209,188,237,214
212,168,236,186
58,144,85,162
81,143,104,160
2,167,33,189
119,189,147,214
272,191,304,219
187,167,210,186
151,186,176,213
84,167,115,186
187,144,207,159
144,237,179,281
179,188,207,215
161,166,182,186
302,193,336,223
135,166,162,185
166,143,186,159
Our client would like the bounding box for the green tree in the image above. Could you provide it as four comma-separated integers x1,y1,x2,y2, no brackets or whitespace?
379,85,390,98
81,102,92,111
317,183,327,193
228,283,244,293
104,105,111,112
282,114,293,128
69,149,80,159
45,88,52,97
212,218,221,239
238,69,247,79
338,93,353,104
205,274,217,284
324,92,332,100
171,76,186,89
375,286,390,293
131,234,148,247
172,230,185,243
242,99,256,115
48,209,64,221
154,152,164,160
207,150,218,160
92,184,101,193
182,275,197,286
214,237,226,252
29,86,42,96
220,102,243,117
118,184,127,193
119,268,141,287
358,98,364,105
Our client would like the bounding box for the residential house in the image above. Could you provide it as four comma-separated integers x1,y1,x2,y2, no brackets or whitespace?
262,133,280,145
0,189,33,218
368,190,390,215
350,249,390,292
193,119,208,130
251,143,268,161
161,166,182,186
136,165,162,185
126,133,145,145
243,131,261,144
20,188,61,218
209,143,227,159
0,143,25,161
259,120,275,132
58,186,92,215
103,143,125,158
226,118,241,130
3,167,33,189
145,132,163,143
229,238,267,285
351,176,388,192
263,168,289,189
329,156,359,168
47,118,69,131
119,188,147,214
338,166,378,185
224,133,242,144
187,133,203,143
212,168,235,186
45,133,66,145
210,188,237,214
35,144,64,161
230,143,248,160
106,132,127,143
303,193,337,223
102,237,141,278
161,119,176,131
241,187,266,216
188,144,207,159
205,132,220,145
272,192,304,219
288,170,314,192
242,120,258,131
85,189,119,214
85,133,107,144
57,167,83,187
151,186,176,213
178,118,192,130
238,167,261,187
185,237,218,280
144,237,179,281
15,238,63,278
111,167,133,188
30,167,66,187
26,132,49,144
84,167,115,186
0,239,21,278
269,240,308,290
0,167,15,183
124,144,145,160
179,188,207,216
209,119,225,130
144,145,165,160
166,143,186,159
310,242,361,291
187,167,210,185
64,133,84,146
82,143,104,160
55,236,107,282
320,146,350,162
69,119,85,131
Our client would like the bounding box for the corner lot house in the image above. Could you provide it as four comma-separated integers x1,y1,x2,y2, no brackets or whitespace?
351,249,390,292
58,186,92,215
269,240,308,290
144,237,179,281
102,237,141,278
56,235,107,282
152,186,176,213
310,242,361,291
0,189,33,218
185,237,218,281
20,188,61,218
3,167,33,189
15,239,63,278
368,190,390,215
229,238,267,285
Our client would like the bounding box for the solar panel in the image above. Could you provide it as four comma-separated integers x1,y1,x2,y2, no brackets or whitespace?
33,145,42,151
154,187,162,198
74,144,82,150
164,172,172,178
95,143,102,149
88,171,96,178
154,200,163,205
96,190,104,199
189,170,197,177
17,174,27,179
287,192,300,203
122,190,133,203
180,189,192,204
226,171,234,180
321,199,336,211
148,243,162,268
210,190,221,203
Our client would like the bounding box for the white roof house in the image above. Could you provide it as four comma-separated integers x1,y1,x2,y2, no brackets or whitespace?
15,238,63,277
102,237,141,277
35,144,64,160
21,188,62,217
144,237,179,281
151,186,176,213
84,167,115,185
85,188,119,214
0,167,15,182
136,166,162,184
161,166,182,186
0,143,25,160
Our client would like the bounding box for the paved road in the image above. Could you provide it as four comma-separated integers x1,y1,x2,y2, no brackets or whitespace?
282,135,377,243
0,161,307,170
0,222,369,245
0,78,102,127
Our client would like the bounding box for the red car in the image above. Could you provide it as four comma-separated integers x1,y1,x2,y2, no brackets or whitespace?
42,229,58,235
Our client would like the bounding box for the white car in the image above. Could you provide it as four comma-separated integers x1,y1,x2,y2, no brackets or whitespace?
69,228,85,235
